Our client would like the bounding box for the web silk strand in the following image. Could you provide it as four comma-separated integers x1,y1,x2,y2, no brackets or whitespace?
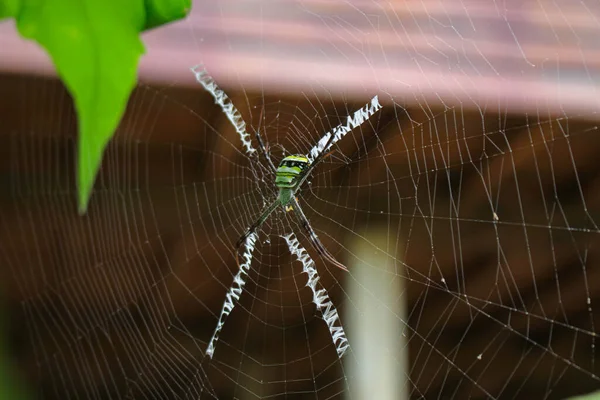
282,233,350,359
205,232,258,358
307,95,382,163
190,64,256,156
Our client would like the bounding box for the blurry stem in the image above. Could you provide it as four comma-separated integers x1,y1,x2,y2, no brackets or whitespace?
346,228,408,400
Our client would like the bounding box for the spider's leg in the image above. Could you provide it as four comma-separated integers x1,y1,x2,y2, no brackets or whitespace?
294,129,337,191
290,197,348,272
296,96,383,191
206,232,258,358
236,199,280,249
190,65,256,156
253,105,278,173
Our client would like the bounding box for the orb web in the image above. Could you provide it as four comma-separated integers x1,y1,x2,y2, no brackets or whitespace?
1,0,600,399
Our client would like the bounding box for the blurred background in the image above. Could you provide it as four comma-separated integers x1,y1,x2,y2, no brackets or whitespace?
1,0,600,399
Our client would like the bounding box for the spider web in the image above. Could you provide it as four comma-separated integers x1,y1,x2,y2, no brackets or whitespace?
1,0,600,399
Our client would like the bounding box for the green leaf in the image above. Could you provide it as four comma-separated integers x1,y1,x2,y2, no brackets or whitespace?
3,0,191,214
144,0,191,30
569,391,600,400
14,0,146,213
0,0,19,19
0,298,30,400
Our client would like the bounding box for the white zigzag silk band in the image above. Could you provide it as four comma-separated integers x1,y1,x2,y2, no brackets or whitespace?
307,95,382,163
205,232,258,358
282,233,350,359
190,65,256,156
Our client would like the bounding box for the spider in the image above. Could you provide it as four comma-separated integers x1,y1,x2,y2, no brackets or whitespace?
234,97,383,272
191,64,381,359
235,142,348,271
191,64,381,273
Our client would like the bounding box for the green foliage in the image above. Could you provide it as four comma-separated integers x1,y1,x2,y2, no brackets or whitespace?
144,0,190,30
0,300,30,399
0,0,18,18
1,0,191,214
570,391,600,400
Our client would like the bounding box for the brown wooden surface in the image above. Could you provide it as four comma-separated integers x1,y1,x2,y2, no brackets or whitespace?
1,73,599,399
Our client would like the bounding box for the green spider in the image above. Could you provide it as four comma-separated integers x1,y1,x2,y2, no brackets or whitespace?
192,64,381,273
236,136,348,271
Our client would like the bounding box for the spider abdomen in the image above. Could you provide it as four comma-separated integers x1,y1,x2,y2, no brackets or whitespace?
275,155,310,189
